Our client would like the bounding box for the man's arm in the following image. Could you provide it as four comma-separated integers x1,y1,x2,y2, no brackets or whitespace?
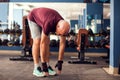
55,36,66,74
58,36,66,60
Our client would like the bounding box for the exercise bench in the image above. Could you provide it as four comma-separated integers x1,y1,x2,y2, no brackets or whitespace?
68,29,96,64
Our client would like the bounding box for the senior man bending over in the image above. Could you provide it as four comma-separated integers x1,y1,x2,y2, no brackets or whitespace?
27,7,70,77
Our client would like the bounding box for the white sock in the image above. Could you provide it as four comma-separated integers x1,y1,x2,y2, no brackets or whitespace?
34,64,39,70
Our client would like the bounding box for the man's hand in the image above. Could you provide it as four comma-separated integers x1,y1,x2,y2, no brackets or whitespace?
55,60,63,75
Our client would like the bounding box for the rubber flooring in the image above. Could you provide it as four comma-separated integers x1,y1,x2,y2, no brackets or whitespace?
0,50,120,80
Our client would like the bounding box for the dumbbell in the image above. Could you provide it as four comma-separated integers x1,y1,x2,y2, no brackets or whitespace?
15,29,22,35
14,39,20,46
0,29,3,34
68,40,75,48
4,28,10,34
50,39,57,47
9,29,15,34
0,39,2,45
7,41,14,47
2,39,9,46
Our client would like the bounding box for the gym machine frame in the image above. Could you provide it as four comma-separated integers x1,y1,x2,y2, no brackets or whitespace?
9,16,33,61
68,29,96,64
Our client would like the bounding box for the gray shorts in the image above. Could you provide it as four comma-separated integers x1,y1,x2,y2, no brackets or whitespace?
28,20,42,39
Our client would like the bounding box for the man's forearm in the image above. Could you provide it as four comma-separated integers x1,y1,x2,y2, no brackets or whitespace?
58,36,66,60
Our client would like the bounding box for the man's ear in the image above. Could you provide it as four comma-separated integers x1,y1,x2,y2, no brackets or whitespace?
56,25,60,32
56,25,59,29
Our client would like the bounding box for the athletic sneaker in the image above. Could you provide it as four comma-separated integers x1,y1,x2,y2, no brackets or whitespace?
33,67,45,77
48,66,57,76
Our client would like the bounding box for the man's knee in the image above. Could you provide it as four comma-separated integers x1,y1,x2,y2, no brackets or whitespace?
33,38,41,45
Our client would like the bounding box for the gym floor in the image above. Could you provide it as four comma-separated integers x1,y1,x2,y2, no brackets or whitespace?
0,50,120,80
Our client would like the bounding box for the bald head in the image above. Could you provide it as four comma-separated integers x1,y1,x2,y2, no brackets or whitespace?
56,20,70,36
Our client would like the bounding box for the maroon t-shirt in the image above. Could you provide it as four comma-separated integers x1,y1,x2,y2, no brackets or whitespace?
28,7,64,35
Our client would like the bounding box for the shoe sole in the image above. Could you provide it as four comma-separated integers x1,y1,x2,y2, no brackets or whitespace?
33,73,46,77
49,72,57,76
50,74,57,76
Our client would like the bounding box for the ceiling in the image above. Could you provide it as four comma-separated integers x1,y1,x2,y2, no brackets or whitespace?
13,2,110,20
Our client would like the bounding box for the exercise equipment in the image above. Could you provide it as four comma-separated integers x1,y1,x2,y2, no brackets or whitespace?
101,34,110,62
7,38,20,46
69,30,75,36
67,31,76,48
88,28,94,36
0,38,2,45
99,29,107,36
7,41,14,47
9,29,16,34
4,28,9,34
15,29,22,35
104,45,110,63
50,39,57,47
14,38,20,46
68,29,96,64
0,29,3,34
9,16,33,61
68,40,76,48
2,39,9,46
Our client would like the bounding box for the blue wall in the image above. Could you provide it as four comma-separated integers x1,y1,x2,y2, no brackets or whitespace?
87,3,103,15
103,19,110,30
0,3,8,23
87,3,103,33
70,20,78,29
110,0,120,67
13,9,23,29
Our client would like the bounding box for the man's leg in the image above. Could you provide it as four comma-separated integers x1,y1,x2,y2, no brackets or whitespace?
45,38,57,76
32,38,46,77
32,38,40,66
28,20,44,77
40,31,49,76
